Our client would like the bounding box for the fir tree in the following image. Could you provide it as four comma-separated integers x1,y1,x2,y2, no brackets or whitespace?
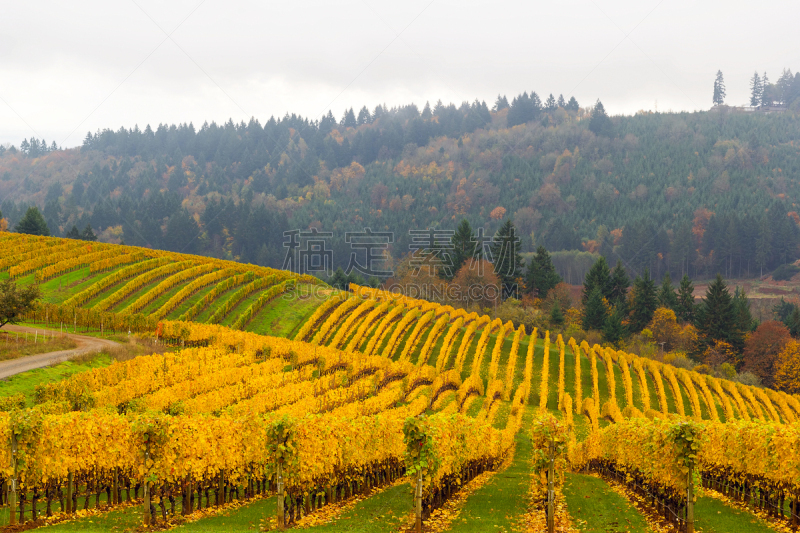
787,307,800,337
582,256,611,305
493,95,509,111
750,71,762,106
582,287,607,331
557,94,566,108
65,225,81,239
607,260,630,308
713,70,726,106
589,100,613,136
341,108,357,128
658,273,678,311
628,268,658,334
490,220,524,298
550,301,565,327
676,275,696,323
761,72,771,106
81,224,97,242
694,274,744,354
733,287,756,333
545,93,556,110
565,96,579,111
603,307,624,345
449,219,478,279
14,206,50,236
525,245,561,297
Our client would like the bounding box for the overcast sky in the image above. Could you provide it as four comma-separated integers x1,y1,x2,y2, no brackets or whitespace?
1,0,798,148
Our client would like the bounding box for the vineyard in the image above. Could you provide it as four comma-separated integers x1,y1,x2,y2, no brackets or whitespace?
0,232,324,337
0,231,798,532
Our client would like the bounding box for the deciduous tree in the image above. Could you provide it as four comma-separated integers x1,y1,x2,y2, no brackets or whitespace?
743,321,791,387
0,279,41,328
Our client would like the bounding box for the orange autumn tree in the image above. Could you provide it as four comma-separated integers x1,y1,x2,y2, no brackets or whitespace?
775,340,800,394
743,321,792,387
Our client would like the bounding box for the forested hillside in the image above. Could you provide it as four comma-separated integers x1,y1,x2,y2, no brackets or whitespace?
2,84,800,281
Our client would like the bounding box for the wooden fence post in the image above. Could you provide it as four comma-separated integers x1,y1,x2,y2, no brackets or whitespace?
547,439,555,533
143,442,151,526
9,434,17,526
277,462,285,530
66,472,73,513
415,469,422,533
686,466,695,533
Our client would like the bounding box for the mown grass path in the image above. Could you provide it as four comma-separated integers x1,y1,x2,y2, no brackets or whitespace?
563,473,651,533
695,495,778,533
298,483,410,532
443,408,532,533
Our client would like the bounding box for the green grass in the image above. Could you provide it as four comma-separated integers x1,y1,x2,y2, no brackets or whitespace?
172,496,276,532
166,283,218,320
300,484,410,532
0,352,114,405
246,285,329,337
38,267,112,304
695,495,778,533
445,409,532,532
138,282,189,315
563,473,650,533
17,503,144,532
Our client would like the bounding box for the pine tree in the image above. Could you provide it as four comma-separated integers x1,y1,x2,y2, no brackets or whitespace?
628,268,657,334
733,287,756,333
550,301,565,327
81,224,97,242
713,70,726,106
493,95,509,111
565,96,579,111
607,260,630,308
14,206,50,236
694,274,744,355
582,287,607,331
449,219,477,279
750,71,762,106
545,94,556,110
658,273,678,311
676,275,696,323
65,225,81,239
761,72,771,106
557,94,566,108
525,245,561,297
357,106,372,125
603,307,624,345
490,220,524,299
589,100,613,136
582,256,611,305
341,108,357,128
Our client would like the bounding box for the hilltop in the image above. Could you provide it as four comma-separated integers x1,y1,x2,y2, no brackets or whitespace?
1,100,800,283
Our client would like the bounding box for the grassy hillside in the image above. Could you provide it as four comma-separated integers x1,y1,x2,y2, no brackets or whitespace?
3,232,328,337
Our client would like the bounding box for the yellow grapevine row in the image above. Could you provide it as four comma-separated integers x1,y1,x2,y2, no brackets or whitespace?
10,241,100,278
35,248,122,282
62,257,172,307
94,261,196,312
231,280,296,330
153,268,238,320
90,250,153,273
178,271,255,322
294,293,349,342
208,275,277,324
126,264,218,315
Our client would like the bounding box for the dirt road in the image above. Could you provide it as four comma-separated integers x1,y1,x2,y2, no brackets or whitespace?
0,325,121,380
